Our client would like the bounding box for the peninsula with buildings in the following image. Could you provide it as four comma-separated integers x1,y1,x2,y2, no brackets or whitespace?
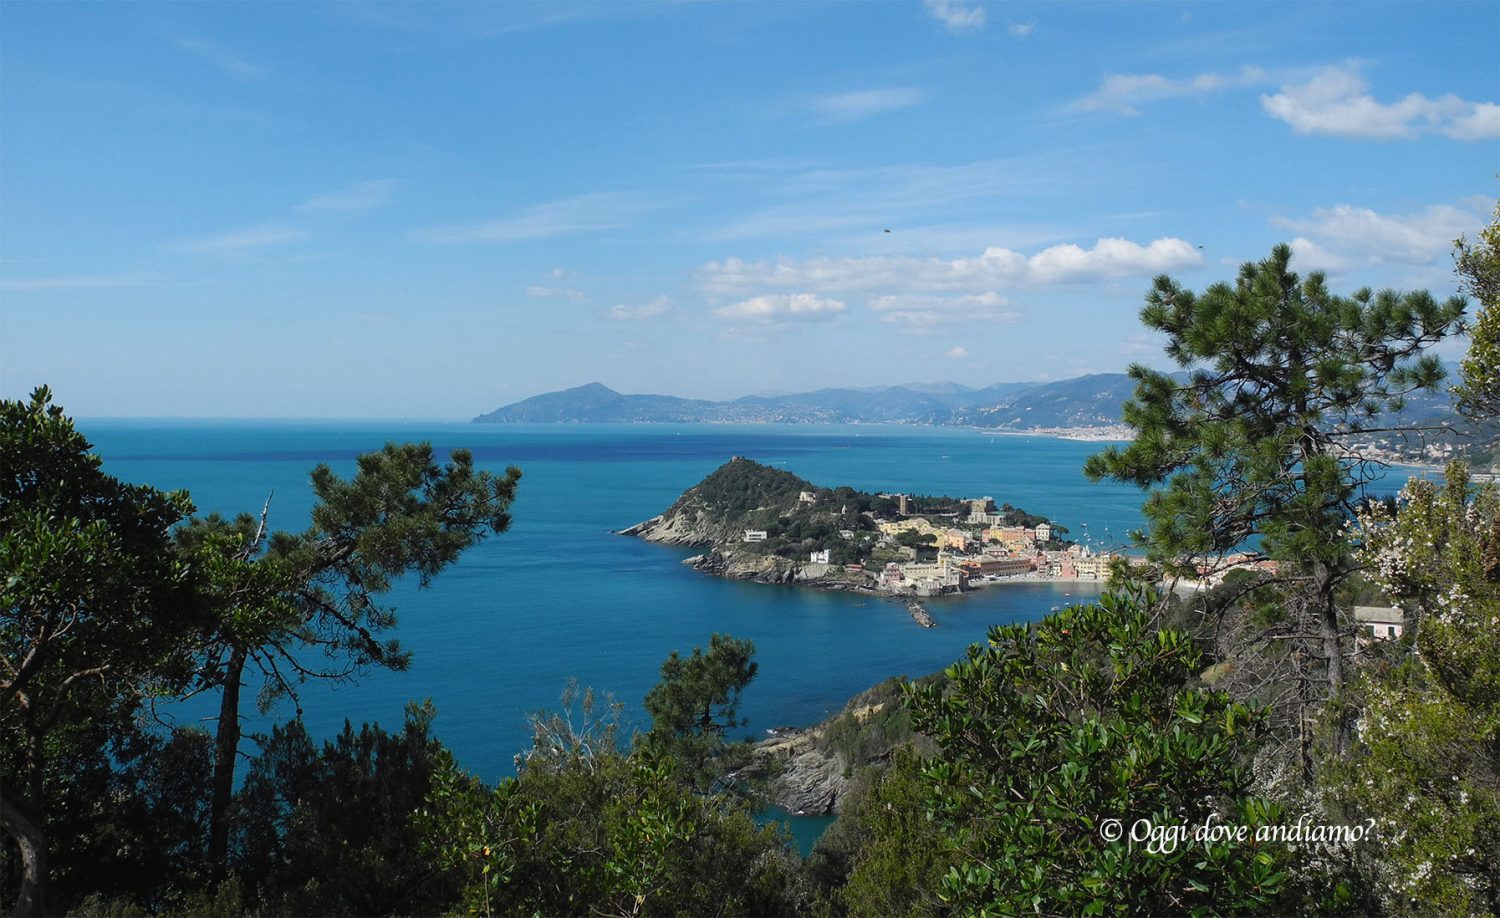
620,457,1120,598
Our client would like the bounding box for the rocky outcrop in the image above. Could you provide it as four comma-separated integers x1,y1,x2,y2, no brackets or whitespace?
622,510,727,547
907,601,936,627
754,729,851,815
685,552,833,585
745,684,923,816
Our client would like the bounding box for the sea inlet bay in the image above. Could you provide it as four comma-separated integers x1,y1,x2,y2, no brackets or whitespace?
85,419,1410,789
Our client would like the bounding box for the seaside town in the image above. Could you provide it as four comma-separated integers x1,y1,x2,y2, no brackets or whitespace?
776,490,1404,642
743,491,1123,597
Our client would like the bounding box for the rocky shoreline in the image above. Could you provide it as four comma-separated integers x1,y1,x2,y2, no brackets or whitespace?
743,725,853,816
619,510,884,595
736,673,934,817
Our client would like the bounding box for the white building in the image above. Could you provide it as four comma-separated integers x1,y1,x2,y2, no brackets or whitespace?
1355,606,1404,641
809,549,831,564
743,530,768,542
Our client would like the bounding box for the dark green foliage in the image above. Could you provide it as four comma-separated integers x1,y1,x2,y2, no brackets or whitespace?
1454,199,1500,423
672,457,816,519
997,501,1058,532
894,529,939,550
230,703,459,915
2,718,216,915
1,386,201,915
642,634,758,785
902,493,965,515
907,592,1291,915
418,716,804,916
807,750,953,918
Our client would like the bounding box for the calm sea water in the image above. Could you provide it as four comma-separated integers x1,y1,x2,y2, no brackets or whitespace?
81,420,1153,781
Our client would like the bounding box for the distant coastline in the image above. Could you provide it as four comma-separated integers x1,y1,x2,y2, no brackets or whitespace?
975,424,1134,442
474,377,1142,430
474,377,1485,469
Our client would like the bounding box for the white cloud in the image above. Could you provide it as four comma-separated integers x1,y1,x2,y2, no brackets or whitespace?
713,293,846,323
1072,66,1268,116
413,192,651,243
296,179,397,214
868,291,1021,331
1273,203,1484,266
607,296,672,320
526,285,590,302
699,237,1202,296
946,346,970,360
1286,237,1350,273
0,271,162,291
1026,238,1203,283
1261,66,1500,140
165,223,307,256
174,37,268,82
808,88,925,123
1007,21,1035,37
1445,103,1500,141
924,0,985,33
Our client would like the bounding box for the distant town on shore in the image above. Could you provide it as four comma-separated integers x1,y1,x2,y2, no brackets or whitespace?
477,376,1486,467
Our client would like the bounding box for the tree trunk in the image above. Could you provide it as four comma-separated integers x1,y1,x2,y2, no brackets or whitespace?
1312,560,1349,765
1315,564,1344,700
208,644,248,876
1,787,47,917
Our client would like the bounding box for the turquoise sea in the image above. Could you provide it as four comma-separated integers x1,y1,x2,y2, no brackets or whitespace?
86,420,1141,785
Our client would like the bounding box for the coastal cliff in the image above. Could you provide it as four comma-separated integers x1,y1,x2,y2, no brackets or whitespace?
742,674,938,815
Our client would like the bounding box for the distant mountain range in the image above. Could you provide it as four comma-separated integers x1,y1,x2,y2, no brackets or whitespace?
473,375,1141,429
473,372,1494,467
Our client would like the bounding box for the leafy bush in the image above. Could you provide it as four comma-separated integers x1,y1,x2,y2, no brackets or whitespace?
907,591,1293,915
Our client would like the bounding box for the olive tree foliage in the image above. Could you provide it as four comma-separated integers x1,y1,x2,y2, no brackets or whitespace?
1085,245,1466,713
1,387,200,916
181,442,521,874
906,592,1294,916
1338,463,1500,914
1454,198,1500,423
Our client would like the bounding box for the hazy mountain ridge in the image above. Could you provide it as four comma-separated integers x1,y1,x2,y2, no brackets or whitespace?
473,370,1482,440
473,376,1128,428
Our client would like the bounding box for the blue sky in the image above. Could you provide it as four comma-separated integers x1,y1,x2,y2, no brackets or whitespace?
2,1,1496,417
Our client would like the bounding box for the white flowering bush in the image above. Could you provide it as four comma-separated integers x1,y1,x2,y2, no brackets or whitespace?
1337,462,1500,915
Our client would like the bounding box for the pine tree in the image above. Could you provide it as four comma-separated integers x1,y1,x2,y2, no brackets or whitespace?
1085,244,1464,756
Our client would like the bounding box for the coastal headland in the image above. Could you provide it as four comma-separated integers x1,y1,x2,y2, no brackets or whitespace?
620,456,1120,605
